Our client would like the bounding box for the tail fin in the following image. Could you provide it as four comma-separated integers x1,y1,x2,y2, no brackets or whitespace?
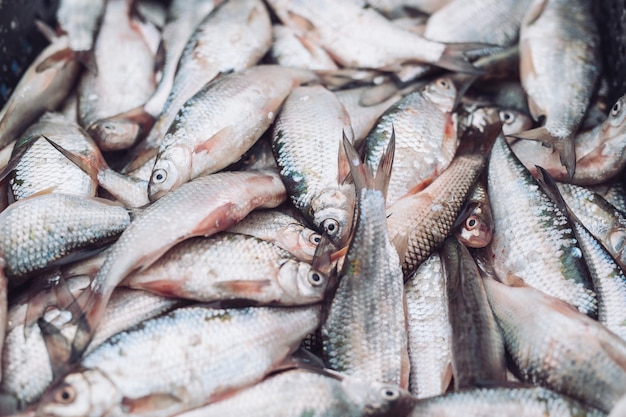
456,108,502,156
436,43,496,75
510,127,576,179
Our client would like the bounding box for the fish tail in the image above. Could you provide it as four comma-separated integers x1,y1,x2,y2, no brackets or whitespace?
510,127,577,179
456,108,502,156
70,289,105,361
437,43,494,75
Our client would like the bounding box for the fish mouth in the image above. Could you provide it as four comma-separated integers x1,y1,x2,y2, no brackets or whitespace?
88,119,140,152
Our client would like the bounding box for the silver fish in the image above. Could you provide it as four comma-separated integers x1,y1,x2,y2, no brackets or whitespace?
270,24,339,71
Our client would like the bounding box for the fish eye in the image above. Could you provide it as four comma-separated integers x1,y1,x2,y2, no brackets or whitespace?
500,111,514,123
380,387,400,400
307,270,325,287
309,233,322,244
323,219,340,236
611,100,622,117
465,215,479,230
437,79,448,88
151,169,167,184
54,385,76,404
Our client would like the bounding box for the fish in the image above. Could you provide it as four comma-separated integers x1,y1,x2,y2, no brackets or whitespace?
58,170,286,359
266,0,485,73
487,134,597,317
483,276,626,413
270,24,339,71
386,111,499,277
0,192,131,285
440,237,506,389
367,0,453,17
322,134,409,388
0,259,7,383
122,233,330,306
77,0,157,152
453,180,494,248
175,369,415,417
34,305,320,417
590,179,626,216
516,0,602,178
227,209,321,262
405,253,452,398
148,65,317,201
272,84,355,246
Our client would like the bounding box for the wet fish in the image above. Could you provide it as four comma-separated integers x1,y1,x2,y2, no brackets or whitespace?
405,253,452,399
228,210,321,262
488,135,597,317
367,0,453,17
35,305,320,417
483,276,626,413
322,136,409,388
77,0,156,152
453,180,494,248
0,193,130,285
148,65,317,201
270,25,339,71
516,0,602,177
176,369,415,417
272,84,355,246
590,179,626,216
362,77,458,205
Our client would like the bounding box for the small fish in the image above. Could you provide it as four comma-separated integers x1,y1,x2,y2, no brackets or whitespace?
270,24,339,71
149,65,317,201
453,180,494,248
35,305,320,417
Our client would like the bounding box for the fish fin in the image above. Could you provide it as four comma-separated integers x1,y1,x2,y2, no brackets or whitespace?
124,279,180,297
512,127,576,179
35,48,74,72
449,74,479,110
441,362,454,392
24,273,78,330
193,125,235,155
390,230,408,269
213,279,272,296
103,106,156,135
330,245,348,263
121,393,182,414
522,0,548,27
34,20,57,43
358,82,400,107
42,135,104,180
73,50,98,75
192,202,239,235
312,233,335,278
337,129,353,184
456,109,501,156
286,10,315,32
375,127,395,198
22,186,58,198
37,317,73,378
273,348,327,374
533,166,575,219
0,135,39,182
437,43,494,75
343,130,371,193
68,289,107,361
598,331,626,371
154,40,165,73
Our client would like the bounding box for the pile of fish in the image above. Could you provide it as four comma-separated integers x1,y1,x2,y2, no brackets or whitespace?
1,0,626,415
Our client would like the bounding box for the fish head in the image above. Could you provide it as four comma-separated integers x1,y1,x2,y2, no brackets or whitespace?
500,109,533,136
279,223,320,262
605,95,626,133
277,260,329,304
87,119,140,152
609,228,626,267
454,202,494,248
310,188,355,247
423,77,457,112
148,145,193,201
36,370,119,417
342,378,415,417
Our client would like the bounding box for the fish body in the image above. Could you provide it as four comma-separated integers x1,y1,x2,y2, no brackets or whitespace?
270,25,338,71
272,84,355,246
36,305,320,417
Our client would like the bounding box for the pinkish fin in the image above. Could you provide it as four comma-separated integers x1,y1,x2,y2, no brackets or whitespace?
192,202,239,236
126,279,182,298
35,48,74,72
286,10,315,32
512,127,576,179
42,135,104,180
34,20,57,43
522,0,548,27
337,129,353,184
121,393,182,414
390,230,409,270
437,43,492,75
193,125,235,155
213,279,272,296
311,233,335,278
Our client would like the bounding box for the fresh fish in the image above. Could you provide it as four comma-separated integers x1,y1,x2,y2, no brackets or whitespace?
590,179,626,216
322,136,409,388
408,386,606,416
54,0,105,71
266,0,484,73
62,170,286,358
122,233,329,306
367,0,453,17
441,237,506,389
9,113,96,201
176,369,415,417
386,114,498,277
228,210,321,262
483,276,626,413
425,0,532,46
149,65,317,201
272,84,355,246
405,253,452,399
488,135,597,317
142,0,223,117
35,305,320,417
270,25,339,71
453,180,494,248
131,0,272,173
362,77,458,205
77,0,156,152
516,0,602,178
0,27,81,150
510,93,626,185
0,193,130,285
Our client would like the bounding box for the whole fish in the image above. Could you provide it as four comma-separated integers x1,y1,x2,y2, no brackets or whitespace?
408,386,606,417
142,0,223,117
488,135,597,317
272,84,355,246
510,93,626,185
483,276,626,413
0,28,80,150
148,65,317,201
60,170,286,359
453,180,494,248
77,0,156,152
122,233,329,306
266,0,483,73
34,305,320,417
9,113,96,201
516,0,602,177
405,253,452,398
0,193,130,284
386,115,498,277
227,210,321,262
362,77,458,205
270,25,339,71
176,369,415,417
322,137,409,388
